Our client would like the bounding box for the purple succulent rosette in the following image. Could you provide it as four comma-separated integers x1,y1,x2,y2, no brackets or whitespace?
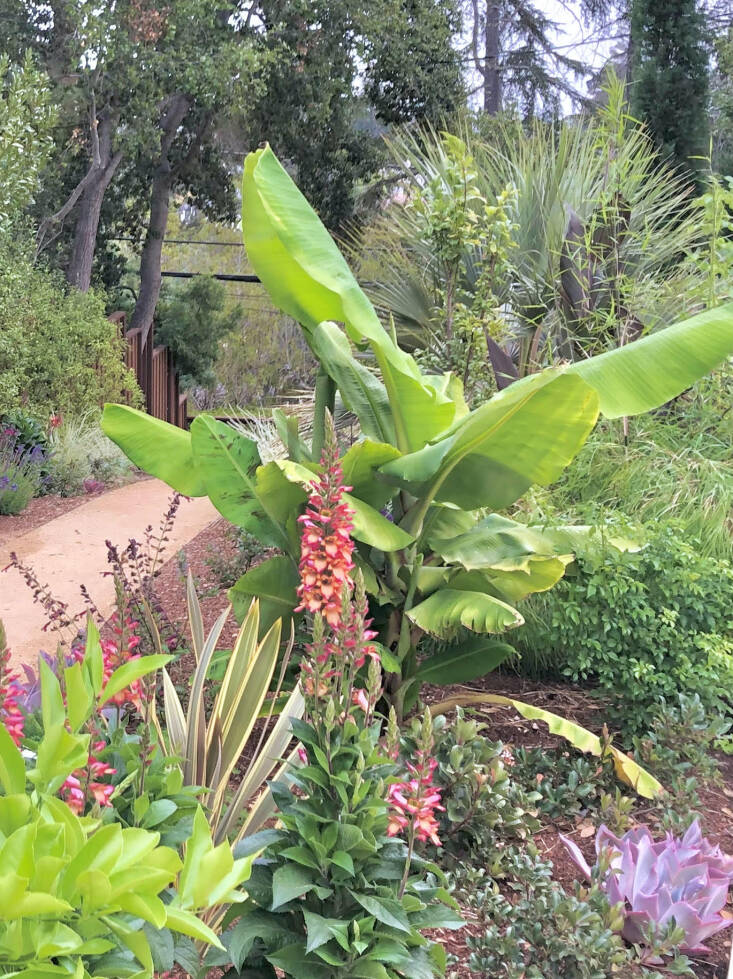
561,821,733,956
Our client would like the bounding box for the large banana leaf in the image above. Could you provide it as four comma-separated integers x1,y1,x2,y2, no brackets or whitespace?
310,322,395,445
566,302,733,418
382,371,599,517
415,637,516,685
243,145,456,452
101,404,206,496
407,588,524,638
430,513,568,571
190,416,300,553
430,692,662,798
339,438,402,510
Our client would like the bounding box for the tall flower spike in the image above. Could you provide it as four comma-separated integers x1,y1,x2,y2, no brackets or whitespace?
295,415,354,628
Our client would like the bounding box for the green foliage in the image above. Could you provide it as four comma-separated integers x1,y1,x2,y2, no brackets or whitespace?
0,426,46,515
517,524,733,735
205,526,265,589
535,378,733,561
512,745,619,823
366,92,704,371
0,620,254,978
0,51,54,235
45,413,135,496
0,245,141,419
104,144,733,761
400,709,540,861
225,713,460,978
452,848,689,978
155,276,241,388
630,0,709,183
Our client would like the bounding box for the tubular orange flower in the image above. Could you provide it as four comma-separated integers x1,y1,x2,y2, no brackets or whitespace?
294,439,354,629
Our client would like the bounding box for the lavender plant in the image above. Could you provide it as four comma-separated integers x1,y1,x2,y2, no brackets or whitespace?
562,820,733,961
0,424,47,514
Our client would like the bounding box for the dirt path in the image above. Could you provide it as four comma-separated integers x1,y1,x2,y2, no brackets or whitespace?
0,480,218,668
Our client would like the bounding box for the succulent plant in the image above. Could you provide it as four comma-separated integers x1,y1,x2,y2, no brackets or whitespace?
561,821,733,956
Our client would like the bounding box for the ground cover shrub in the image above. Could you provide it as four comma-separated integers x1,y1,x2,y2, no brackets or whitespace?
0,423,47,514
44,413,136,496
0,243,141,419
205,525,265,588
454,848,637,978
517,524,733,735
399,708,540,862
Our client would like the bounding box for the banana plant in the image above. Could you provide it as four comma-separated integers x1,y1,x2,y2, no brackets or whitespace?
103,146,733,798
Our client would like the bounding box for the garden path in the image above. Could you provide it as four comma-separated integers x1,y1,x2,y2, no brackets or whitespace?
0,479,218,668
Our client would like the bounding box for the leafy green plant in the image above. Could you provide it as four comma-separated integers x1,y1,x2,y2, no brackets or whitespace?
222,441,461,979
366,76,705,373
399,708,539,861
452,846,691,978
103,143,733,799
0,241,141,419
153,575,304,850
517,525,733,735
0,424,47,515
0,621,255,979
512,745,616,823
205,525,265,589
45,412,135,497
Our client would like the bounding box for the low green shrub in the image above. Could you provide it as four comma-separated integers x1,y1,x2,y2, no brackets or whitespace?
453,847,692,978
516,524,733,735
0,243,141,419
0,424,46,514
399,708,540,862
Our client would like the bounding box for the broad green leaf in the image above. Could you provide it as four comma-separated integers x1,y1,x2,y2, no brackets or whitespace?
416,637,516,685
190,415,299,551
64,662,93,733
303,909,350,954
407,589,523,639
164,906,224,949
267,944,331,979
83,618,104,694
566,302,733,418
431,693,663,799
346,494,414,552
339,438,402,510
101,404,206,496
271,863,317,909
476,558,572,603
99,654,171,706
273,407,312,463
242,146,456,453
431,513,564,571
40,658,65,732
0,724,26,794
382,371,599,518
310,322,395,445
32,724,89,790
229,555,300,632
349,891,411,932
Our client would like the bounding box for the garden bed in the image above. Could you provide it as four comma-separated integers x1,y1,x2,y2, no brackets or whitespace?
148,516,733,979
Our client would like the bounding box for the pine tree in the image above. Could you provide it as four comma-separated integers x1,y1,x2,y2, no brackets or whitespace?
630,0,710,181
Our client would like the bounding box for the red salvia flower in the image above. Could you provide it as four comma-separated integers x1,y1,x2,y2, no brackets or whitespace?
0,639,25,747
295,439,355,629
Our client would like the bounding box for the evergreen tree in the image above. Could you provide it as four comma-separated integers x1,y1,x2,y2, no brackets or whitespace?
630,0,709,181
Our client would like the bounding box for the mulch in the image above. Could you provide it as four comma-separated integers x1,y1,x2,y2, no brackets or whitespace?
147,516,733,978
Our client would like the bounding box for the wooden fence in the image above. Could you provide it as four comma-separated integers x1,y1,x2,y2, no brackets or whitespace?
109,311,188,428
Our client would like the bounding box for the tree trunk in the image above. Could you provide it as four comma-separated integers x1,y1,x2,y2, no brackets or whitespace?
484,1,501,115
66,115,123,291
129,94,190,348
